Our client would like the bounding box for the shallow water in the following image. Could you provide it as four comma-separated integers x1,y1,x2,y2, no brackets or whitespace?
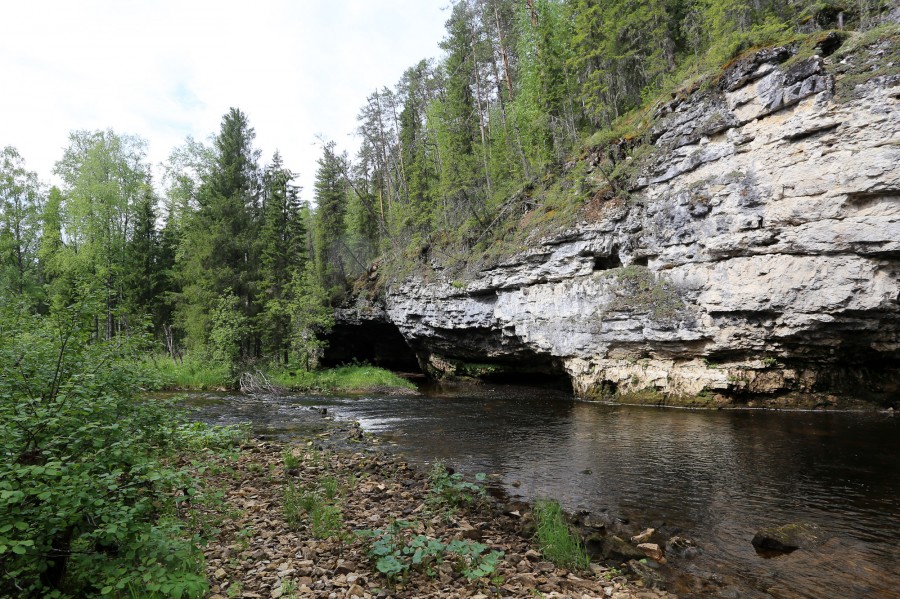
179,385,900,598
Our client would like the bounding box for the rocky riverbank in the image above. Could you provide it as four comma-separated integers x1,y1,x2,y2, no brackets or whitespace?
188,423,679,599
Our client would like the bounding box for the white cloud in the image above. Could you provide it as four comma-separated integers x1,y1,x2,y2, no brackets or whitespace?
0,0,449,204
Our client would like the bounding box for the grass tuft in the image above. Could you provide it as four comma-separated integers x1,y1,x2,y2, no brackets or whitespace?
533,500,590,570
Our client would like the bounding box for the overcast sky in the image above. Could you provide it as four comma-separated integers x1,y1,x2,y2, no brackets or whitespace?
0,1,450,204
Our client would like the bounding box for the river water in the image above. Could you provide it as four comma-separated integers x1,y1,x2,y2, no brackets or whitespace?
181,384,900,598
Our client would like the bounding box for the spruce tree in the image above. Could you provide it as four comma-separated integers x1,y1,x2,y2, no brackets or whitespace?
177,108,261,357
313,141,349,303
259,151,305,364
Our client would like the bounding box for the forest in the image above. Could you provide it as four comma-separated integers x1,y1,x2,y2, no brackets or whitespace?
1,0,888,376
0,0,894,594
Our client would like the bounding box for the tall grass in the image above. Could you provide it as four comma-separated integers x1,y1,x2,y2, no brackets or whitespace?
268,364,416,393
533,499,590,570
144,353,232,390
144,355,416,393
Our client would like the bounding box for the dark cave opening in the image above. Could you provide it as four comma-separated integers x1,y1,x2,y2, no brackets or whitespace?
593,253,624,271
320,320,422,373
478,368,574,392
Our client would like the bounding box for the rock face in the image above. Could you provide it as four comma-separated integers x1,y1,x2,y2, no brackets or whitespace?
353,40,900,405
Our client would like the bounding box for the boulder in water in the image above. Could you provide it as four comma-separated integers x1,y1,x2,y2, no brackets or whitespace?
751,522,828,552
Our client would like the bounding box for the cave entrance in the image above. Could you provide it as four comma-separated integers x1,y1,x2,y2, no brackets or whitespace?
320,320,422,373
445,355,574,393
480,367,574,392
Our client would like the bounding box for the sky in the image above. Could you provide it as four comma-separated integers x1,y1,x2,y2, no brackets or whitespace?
0,1,450,205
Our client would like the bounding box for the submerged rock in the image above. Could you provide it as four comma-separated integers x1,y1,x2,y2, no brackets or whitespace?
751,522,829,552
666,536,702,559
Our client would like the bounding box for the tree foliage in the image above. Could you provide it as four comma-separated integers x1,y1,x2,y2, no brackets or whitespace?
319,0,872,283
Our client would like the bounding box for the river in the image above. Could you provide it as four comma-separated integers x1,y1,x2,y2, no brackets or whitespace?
181,384,900,598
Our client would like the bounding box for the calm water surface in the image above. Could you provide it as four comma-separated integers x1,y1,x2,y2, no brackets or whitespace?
182,385,900,598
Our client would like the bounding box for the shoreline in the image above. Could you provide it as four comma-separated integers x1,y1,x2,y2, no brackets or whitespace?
190,420,677,599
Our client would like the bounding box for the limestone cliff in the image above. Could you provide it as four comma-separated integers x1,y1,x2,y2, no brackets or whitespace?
341,34,900,406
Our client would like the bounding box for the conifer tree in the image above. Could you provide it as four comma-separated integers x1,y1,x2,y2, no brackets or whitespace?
398,60,439,239
436,1,483,225
259,151,305,363
313,141,349,302
177,108,261,357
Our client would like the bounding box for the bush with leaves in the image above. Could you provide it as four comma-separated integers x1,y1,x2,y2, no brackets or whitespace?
0,297,211,597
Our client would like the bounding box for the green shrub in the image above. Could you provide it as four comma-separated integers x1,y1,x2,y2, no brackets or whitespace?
0,299,209,597
533,500,590,570
268,364,416,393
143,352,232,390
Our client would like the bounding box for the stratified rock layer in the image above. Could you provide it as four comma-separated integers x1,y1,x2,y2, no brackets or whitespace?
361,41,900,405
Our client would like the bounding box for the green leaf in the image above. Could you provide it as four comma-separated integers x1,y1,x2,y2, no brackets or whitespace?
376,555,406,576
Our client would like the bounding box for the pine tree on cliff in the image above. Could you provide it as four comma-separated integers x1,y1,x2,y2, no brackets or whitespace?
435,0,483,226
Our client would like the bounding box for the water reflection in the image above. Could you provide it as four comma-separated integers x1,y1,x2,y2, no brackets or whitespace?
179,385,900,598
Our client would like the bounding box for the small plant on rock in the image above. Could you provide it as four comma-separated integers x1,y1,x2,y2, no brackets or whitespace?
283,481,318,528
282,448,300,470
446,539,504,580
310,503,344,539
320,475,339,499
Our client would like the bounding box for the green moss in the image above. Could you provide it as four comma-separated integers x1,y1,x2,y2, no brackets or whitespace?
606,266,685,321
831,24,900,101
